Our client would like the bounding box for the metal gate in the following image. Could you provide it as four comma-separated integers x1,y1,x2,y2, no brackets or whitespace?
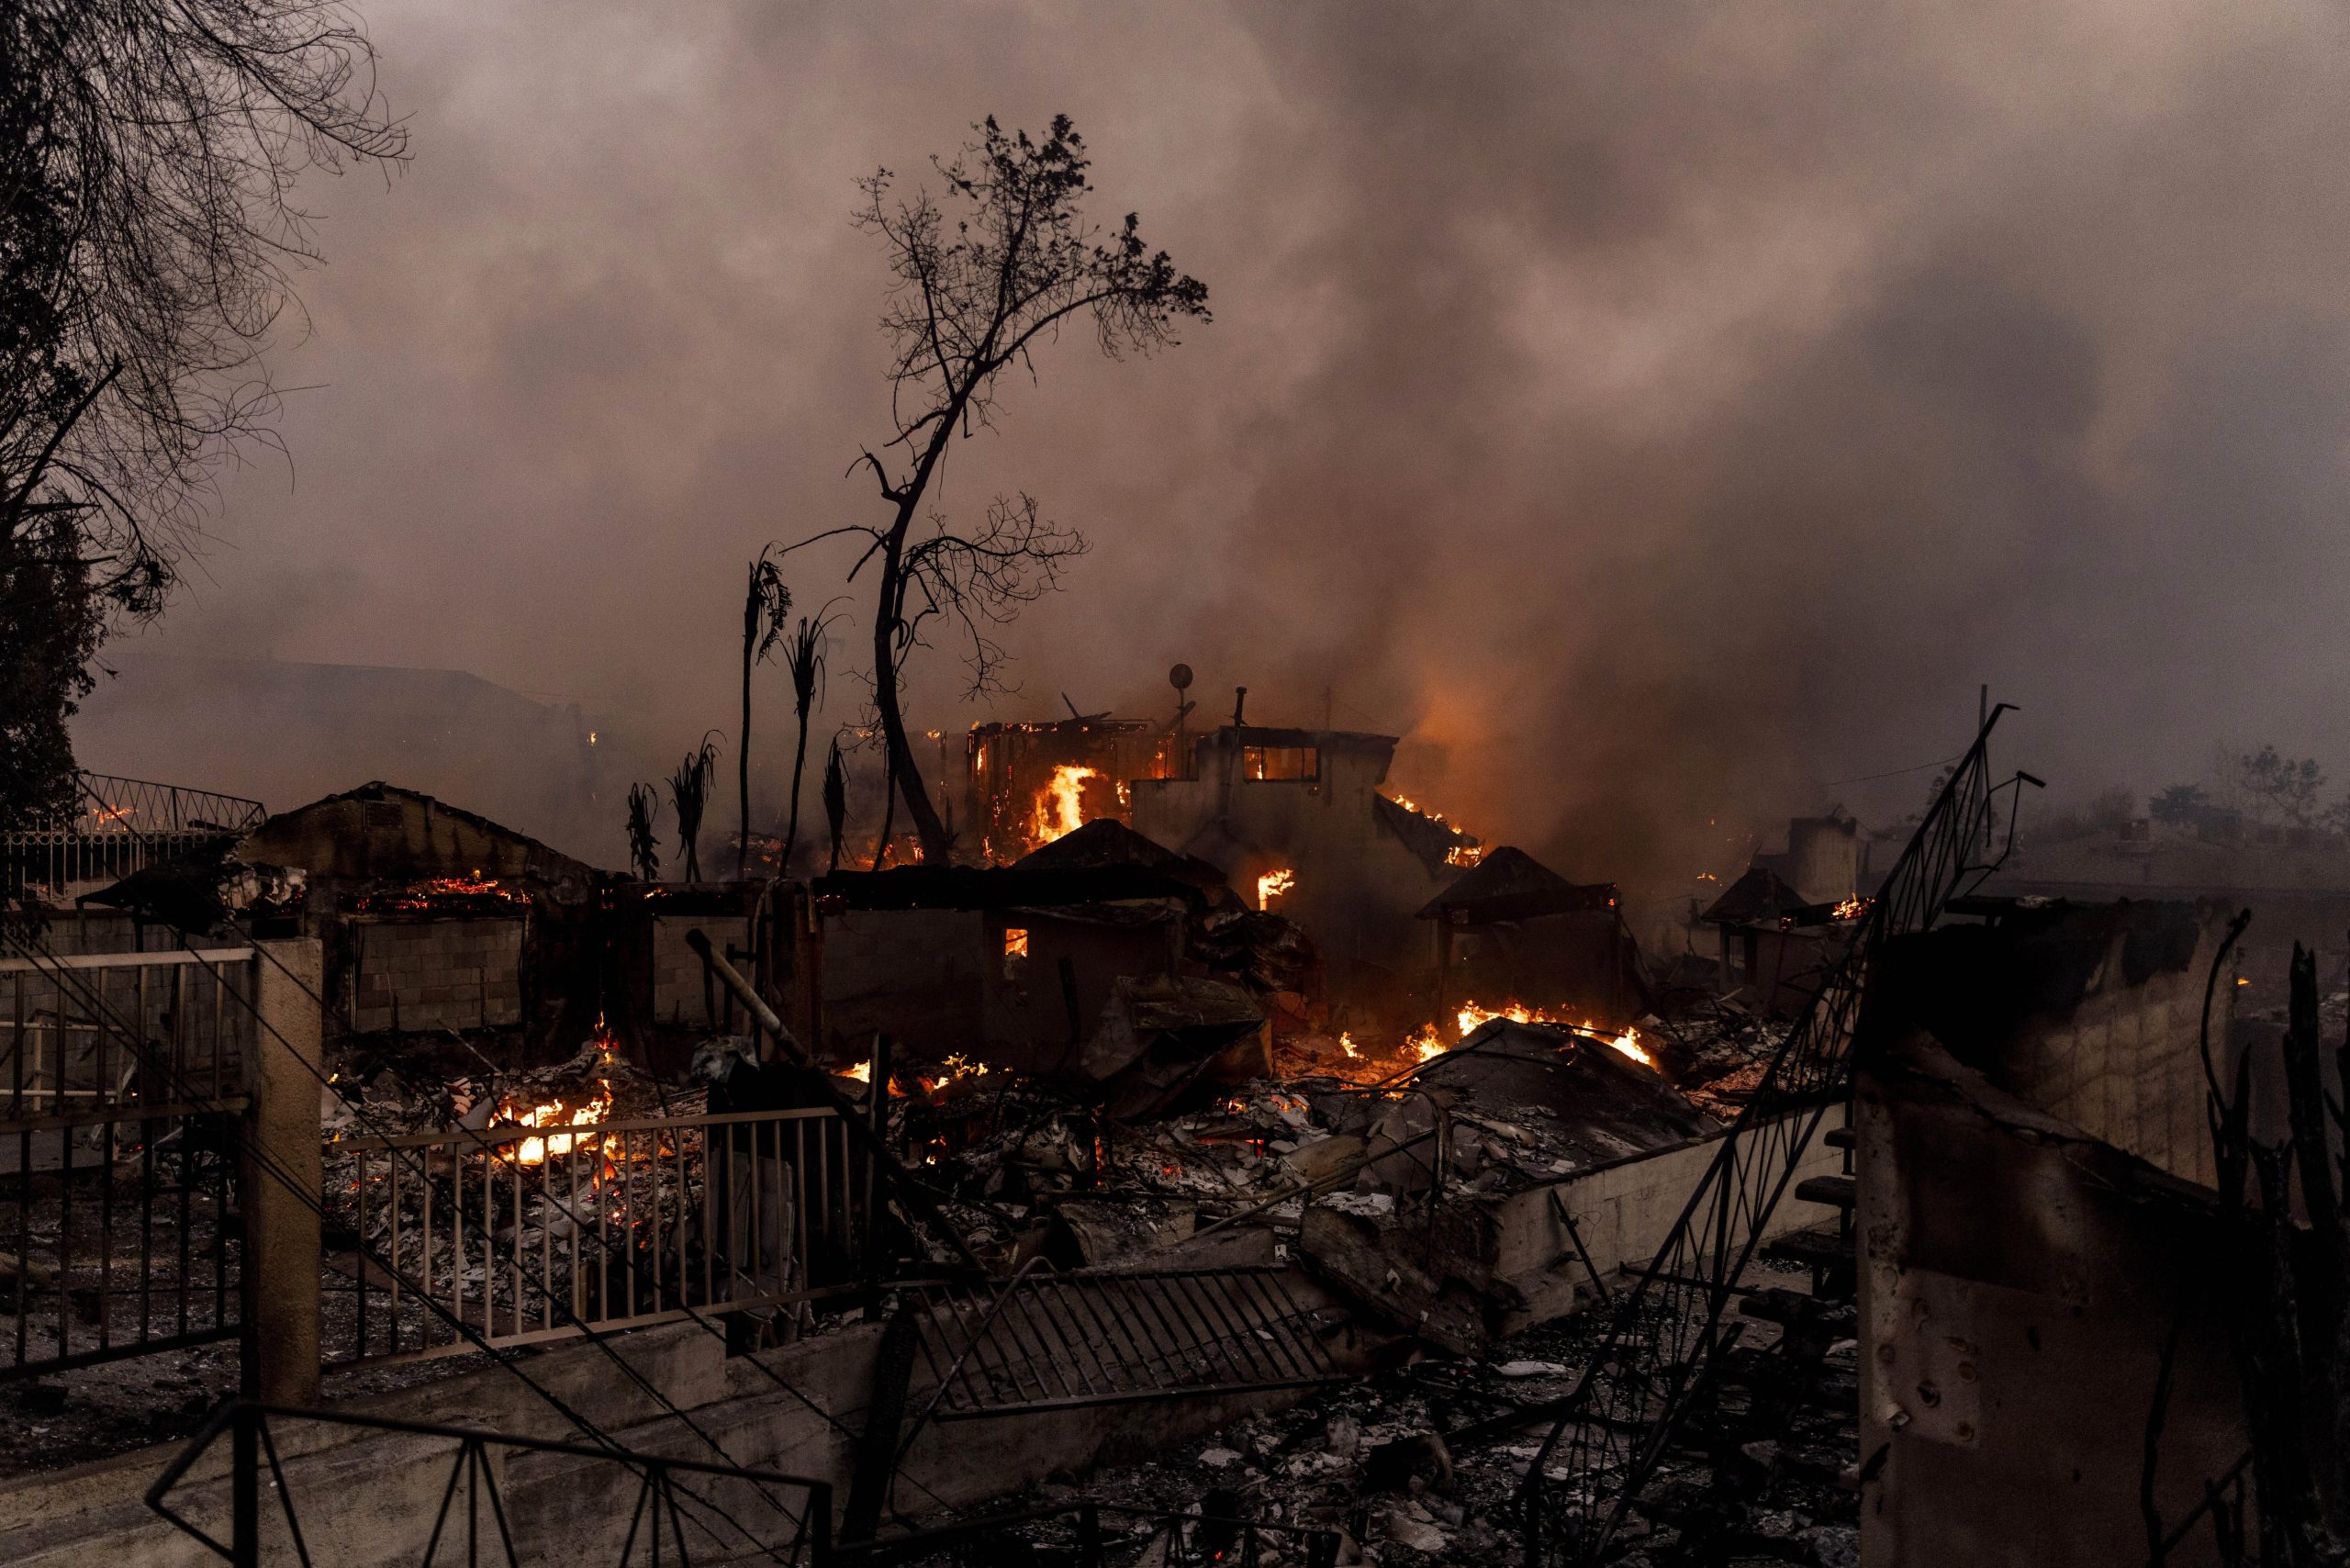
0,943,256,1378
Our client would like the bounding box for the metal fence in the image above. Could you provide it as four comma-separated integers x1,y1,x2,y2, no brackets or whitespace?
3,770,265,902
1515,708,2037,1566
148,1399,834,1568
0,946,258,1377
325,1104,871,1365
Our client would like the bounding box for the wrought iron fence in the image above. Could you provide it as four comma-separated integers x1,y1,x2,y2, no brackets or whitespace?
147,1399,834,1567
0,946,256,1377
326,1104,872,1364
1515,709,2035,1566
3,770,265,901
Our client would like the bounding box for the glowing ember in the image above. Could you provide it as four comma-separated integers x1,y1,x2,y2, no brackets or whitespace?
1257,868,1295,909
1832,895,1871,921
1004,927,1030,959
1032,764,1098,846
1445,845,1484,868
1339,1031,1360,1058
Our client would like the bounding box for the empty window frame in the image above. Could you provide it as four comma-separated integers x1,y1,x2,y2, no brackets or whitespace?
1242,745,1319,781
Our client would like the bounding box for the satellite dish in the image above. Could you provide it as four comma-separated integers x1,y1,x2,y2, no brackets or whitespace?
1169,664,1193,691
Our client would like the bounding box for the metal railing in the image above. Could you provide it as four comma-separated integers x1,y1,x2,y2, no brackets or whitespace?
326,1103,871,1365
148,1400,834,1567
4,771,265,900
901,1263,1347,1420
1,946,257,1377
1515,709,2036,1566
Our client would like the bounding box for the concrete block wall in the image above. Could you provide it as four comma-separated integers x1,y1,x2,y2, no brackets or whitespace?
348,916,524,1034
1997,914,2232,1189
650,914,753,1028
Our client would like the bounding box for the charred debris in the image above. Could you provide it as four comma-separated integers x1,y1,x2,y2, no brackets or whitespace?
10,708,2333,1568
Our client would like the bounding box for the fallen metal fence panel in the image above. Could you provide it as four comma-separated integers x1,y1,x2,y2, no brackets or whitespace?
904,1264,1347,1418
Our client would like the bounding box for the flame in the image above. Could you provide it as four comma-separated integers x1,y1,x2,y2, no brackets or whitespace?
1257,868,1295,909
501,1081,613,1164
839,1061,871,1084
1430,1000,1658,1070
915,1053,990,1095
1446,845,1483,868
1032,764,1098,846
1832,895,1871,921
1004,927,1030,959
1339,1031,1360,1059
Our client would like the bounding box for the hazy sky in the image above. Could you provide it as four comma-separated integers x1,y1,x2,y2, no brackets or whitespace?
95,0,2350,888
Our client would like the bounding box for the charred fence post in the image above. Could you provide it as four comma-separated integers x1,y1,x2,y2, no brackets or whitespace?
245,939,323,1406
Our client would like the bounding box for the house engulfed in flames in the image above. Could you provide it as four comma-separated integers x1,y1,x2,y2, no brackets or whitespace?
968,699,1485,1002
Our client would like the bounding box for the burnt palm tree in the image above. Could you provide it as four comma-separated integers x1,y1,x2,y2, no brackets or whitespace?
780,600,845,874
624,782,660,881
668,734,722,883
738,550,791,878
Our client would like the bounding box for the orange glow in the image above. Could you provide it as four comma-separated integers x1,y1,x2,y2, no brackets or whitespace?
1004,927,1030,959
1032,764,1098,846
1832,895,1871,921
1339,1031,1360,1059
838,1061,872,1084
500,1081,613,1164
1257,868,1295,909
1445,845,1483,868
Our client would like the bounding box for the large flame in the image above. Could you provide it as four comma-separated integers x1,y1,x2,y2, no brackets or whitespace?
1432,1000,1657,1070
1257,868,1295,909
1032,765,1098,846
500,1082,613,1164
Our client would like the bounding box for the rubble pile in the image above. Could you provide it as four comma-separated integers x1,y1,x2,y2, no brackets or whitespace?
940,1249,1858,1568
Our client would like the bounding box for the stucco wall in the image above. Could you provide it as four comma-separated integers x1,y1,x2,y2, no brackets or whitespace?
1492,1113,1849,1325
1855,1034,2243,1568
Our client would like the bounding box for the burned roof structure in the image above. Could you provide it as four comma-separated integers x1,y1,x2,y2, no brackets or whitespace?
1416,845,1617,924
1698,864,1831,926
237,781,600,890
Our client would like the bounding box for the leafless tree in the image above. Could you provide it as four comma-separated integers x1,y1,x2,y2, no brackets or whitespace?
786,114,1208,863
667,734,721,883
1,0,402,825
737,549,791,878
779,599,845,873
3,0,405,632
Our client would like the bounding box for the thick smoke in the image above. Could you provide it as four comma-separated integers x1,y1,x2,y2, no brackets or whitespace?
81,1,2350,910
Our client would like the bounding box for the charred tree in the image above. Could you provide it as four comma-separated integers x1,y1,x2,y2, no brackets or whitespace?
779,601,842,874
786,114,1208,863
737,549,791,878
668,734,720,884
624,782,661,881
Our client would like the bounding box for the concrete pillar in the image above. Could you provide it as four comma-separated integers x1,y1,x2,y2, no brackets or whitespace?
246,938,323,1406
